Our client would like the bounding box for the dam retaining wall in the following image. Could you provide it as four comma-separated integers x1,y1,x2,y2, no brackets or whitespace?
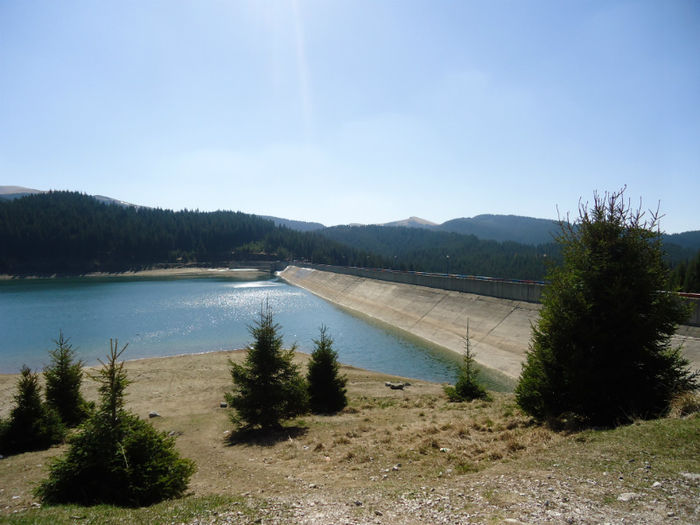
280,265,700,379
291,263,700,327
687,298,700,326
280,265,540,378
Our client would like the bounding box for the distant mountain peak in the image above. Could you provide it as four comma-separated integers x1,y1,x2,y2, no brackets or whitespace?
0,186,143,208
440,215,559,245
380,216,438,228
93,195,143,208
0,185,43,195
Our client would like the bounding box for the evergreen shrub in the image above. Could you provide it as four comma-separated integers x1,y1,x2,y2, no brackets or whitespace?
0,366,65,455
307,326,347,413
516,189,698,426
44,331,92,427
36,340,195,506
226,304,308,429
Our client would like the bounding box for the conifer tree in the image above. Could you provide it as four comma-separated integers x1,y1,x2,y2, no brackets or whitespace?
444,321,489,402
36,339,195,506
307,326,347,413
0,366,65,455
44,332,91,427
516,190,697,426
226,303,308,429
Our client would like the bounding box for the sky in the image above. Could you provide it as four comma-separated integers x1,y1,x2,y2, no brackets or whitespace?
1,1,698,233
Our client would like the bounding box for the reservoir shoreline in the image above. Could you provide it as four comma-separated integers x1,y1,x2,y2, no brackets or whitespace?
0,266,268,281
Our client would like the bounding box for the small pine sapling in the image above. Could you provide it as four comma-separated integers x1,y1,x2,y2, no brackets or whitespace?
226,302,308,430
36,339,195,507
444,321,489,402
307,325,347,413
0,366,65,455
44,331,92,427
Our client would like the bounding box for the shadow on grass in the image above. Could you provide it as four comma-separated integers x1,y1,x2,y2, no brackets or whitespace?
226,425,308,447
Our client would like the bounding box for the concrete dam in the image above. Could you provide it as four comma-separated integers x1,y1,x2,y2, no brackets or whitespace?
280,265,700,380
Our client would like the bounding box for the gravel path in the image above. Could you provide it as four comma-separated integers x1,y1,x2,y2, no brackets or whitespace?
185,468,700,524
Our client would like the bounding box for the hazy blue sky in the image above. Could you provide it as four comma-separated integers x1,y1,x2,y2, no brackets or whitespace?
1,1,698,232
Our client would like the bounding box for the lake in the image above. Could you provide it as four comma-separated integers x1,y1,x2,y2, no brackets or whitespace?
0,275,469,384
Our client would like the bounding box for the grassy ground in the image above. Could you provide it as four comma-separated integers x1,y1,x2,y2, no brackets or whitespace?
1,351,698,524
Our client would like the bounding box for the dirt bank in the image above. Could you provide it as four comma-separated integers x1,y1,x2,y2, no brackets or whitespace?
0,267,268,281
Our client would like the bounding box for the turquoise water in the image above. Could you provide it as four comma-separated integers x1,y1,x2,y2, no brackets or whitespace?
0,276,464,383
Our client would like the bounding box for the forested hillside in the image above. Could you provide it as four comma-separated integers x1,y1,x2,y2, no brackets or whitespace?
319,223,700,286
663,230,700,251
2,191,698,287
439,214,559,245
669,249,700,293
0,192,380,275
319,225,560,280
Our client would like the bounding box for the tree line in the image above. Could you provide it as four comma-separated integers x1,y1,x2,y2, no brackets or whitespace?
1,190,697,290
0,191,382,275
669,248,700,293
318,224,559,280
320,224,700,289
2,191,557,279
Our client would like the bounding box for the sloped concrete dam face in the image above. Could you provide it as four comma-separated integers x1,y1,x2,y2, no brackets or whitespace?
281,266,700,380
280,266,540,379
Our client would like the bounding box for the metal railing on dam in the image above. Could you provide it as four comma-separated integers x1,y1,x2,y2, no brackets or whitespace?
289,262,544,302
285,262,700,327
682,293,700,326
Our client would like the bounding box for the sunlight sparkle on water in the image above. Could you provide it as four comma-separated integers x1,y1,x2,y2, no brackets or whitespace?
0,277,461,384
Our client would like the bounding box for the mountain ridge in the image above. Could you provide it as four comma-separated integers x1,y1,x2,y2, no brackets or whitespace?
0,186,142,208
2,186,698,249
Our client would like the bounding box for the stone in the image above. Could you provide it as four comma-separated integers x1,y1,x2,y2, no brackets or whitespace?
617,492,640,502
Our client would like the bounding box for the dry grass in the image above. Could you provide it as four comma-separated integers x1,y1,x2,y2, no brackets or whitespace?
1,351,698,524
668,391,700,418
0,351,557,514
